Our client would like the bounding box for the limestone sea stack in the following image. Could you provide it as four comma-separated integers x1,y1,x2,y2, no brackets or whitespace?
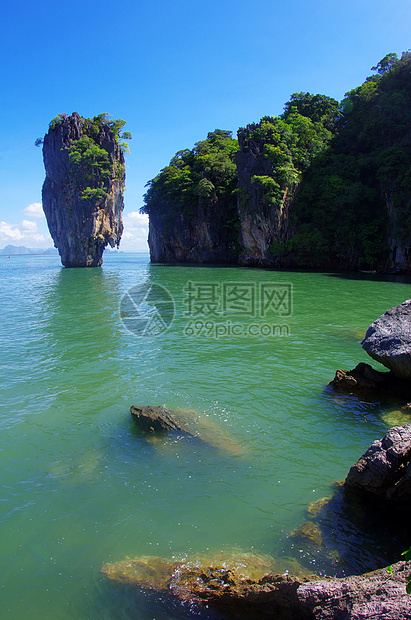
41,112,127,267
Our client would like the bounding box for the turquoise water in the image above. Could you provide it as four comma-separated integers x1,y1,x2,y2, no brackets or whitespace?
1,252,411,619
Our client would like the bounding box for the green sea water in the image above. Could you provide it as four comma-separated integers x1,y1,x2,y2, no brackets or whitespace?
1,252,411,619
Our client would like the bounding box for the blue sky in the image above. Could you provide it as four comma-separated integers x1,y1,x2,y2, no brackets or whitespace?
1,0,410,251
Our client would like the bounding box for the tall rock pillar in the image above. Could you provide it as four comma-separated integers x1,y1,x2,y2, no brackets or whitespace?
41,112,126,267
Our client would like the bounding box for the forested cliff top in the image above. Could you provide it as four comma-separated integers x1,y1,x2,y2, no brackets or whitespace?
141,52,411,271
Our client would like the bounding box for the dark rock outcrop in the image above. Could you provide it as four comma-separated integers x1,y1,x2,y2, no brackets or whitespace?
362,300,411,380
130,405,188,434
344,424,411,506
147,208,239,264
329,362,411,402
42,112,125,267
330,362,388,393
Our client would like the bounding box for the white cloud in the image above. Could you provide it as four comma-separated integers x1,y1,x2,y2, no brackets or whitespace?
21,220,38,233
0,221,23,242
0,218,53,249
0,206,149,252
23,202,44,218
120,211,149,252
124,211,149,230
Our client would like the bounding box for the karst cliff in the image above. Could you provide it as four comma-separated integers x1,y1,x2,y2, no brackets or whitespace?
41,112,127,267
144,129,240,264
143,52,411,272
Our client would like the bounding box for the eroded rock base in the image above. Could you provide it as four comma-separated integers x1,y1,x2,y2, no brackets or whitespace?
102,552,411,619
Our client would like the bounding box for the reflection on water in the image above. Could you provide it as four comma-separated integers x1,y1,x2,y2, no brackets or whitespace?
1,254,411,619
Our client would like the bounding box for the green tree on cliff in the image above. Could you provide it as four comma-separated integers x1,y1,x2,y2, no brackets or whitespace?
292,51,411,268
141,129,239,224
64,114,132,201
239,94,337,213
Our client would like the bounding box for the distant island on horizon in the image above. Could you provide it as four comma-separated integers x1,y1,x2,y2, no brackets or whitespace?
0,245,58,256
0,245,148,257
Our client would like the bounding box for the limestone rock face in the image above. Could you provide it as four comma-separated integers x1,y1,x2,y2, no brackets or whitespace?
147,198,239,264
42,112,125,267
345,424,411,505
361,300,411,379
384,181,411,272
297,561,411,620
148,212,238,264
236,125,295,266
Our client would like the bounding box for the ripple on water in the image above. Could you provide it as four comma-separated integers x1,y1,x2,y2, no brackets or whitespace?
1,255,411,618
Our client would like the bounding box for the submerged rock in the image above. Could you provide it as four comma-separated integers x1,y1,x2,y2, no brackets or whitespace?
102,550,314,619
130,405,187,434
102,551,411,619
41,112,126,267
291,522,323,547
362,301,411,380
345,424,411,506
130,404,245,455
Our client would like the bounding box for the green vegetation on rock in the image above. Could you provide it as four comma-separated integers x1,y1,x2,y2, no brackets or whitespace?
238,94,338,215
143,51,411,270
61,113,131,202
141,129,238,224
291,51,411,268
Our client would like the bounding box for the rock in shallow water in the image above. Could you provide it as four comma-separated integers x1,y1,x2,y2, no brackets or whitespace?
102,552,411,619
362,300,411,380
129,404,246,454
345,424,411,506
102,550,314,619
329,362,388,393
129,405,187,434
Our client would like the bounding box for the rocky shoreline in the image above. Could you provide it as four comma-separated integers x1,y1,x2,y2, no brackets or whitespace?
103,301,411,618
102,421,411,618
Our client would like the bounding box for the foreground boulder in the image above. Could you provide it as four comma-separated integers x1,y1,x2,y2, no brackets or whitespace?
362,300,411,380
42,112,127,267
345,424,411,506
298,561,411,620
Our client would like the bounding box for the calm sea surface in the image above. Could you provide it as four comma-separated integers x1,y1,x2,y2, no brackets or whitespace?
1,252,411,619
